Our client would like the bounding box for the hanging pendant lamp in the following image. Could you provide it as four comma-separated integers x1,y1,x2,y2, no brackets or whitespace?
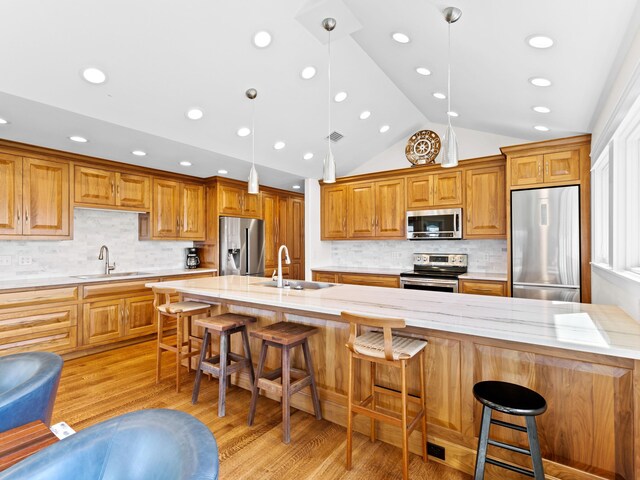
246,88,259,194
322,17,337,183
441,7,462,168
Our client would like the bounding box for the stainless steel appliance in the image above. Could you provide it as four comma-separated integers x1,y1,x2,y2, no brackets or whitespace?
406,208,462,240
511,186,581,302
219,217,265,276
185,247,201,269
400,253,468,292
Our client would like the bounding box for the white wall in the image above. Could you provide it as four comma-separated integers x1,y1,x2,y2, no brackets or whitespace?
0,208,194,280
348,122,528,176
304,178,331,280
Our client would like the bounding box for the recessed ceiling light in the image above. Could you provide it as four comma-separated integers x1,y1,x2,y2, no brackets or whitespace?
237,127,251,137
253,31,272,48
359,110,371,120
292,185,301,190
447,111,459,117
303,152,314,160
533,106,551,114
69,136,88,143
334,91,348,102
186,108,204,120
416,67,431,76
180,161,192,167
131,150,146,156
217,169,228,174
534,125,550,132
301,66,316,80
379,125,390,133
392,32,410,44
527,35,554,49
529,77,552,87
82,67,107,84
274,141,286,150
433,92,446,99
0,118,8,125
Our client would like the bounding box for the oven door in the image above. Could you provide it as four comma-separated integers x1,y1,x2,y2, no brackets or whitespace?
400,277,458,293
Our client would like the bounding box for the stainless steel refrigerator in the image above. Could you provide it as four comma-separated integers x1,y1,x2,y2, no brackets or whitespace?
511,186,581,302
219,217,265,276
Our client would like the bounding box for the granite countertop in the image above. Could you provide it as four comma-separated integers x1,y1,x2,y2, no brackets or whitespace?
0,268,217,292
147,275,640,360
458,272,508,282
311,266,406,275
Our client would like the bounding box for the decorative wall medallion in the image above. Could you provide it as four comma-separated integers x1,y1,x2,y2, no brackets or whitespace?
405,130,441,165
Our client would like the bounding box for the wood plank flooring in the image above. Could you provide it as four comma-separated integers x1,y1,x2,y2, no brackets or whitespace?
53,341,470,480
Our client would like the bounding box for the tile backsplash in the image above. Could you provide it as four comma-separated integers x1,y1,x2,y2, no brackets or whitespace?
0,208,194,280
329,239,507,272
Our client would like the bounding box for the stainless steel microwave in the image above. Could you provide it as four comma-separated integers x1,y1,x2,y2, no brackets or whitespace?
406,208,462,240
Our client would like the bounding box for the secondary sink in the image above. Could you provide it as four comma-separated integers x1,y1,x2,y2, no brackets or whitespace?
72,272,151,279
259,280,336,290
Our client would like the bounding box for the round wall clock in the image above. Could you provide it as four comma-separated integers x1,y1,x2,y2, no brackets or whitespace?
405,130,441,165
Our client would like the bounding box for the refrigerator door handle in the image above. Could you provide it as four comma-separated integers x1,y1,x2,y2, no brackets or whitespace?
513,282,580,289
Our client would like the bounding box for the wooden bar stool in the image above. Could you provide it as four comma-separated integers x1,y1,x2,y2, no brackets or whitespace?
473,381,547,480
192,313,257,417
247,321,322,444
152,286,214,393
342,311,428,480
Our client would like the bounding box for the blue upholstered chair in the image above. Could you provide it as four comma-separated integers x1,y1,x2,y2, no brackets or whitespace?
0,409,219,480
0,352,63,432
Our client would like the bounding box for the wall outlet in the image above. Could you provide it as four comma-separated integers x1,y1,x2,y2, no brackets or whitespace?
427,442,445,460
18,256,32,266
0,255,10,266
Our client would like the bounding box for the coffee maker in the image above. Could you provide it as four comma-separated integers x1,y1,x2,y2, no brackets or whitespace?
185,247,201,269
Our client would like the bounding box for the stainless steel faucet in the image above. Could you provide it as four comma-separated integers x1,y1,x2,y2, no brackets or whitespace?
276,245,291,288
98,245,116,275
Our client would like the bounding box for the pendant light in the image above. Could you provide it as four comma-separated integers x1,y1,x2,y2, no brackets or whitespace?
322,17,337,183
441,7,462,168
246,88,259,194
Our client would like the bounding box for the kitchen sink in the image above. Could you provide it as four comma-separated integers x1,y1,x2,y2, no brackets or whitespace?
72,272,151,279
259,280,336,290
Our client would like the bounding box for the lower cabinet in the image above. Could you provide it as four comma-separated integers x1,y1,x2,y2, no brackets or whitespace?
82,295,156,346
459,279,507,297
312,271,400,288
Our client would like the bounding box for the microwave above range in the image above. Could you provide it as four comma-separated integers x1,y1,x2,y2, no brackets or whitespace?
406,208,462,240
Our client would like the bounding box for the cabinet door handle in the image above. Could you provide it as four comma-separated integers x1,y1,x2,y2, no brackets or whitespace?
538,161,543,178
116,184,120,197
16,209,20,222
111,182,115,195
545,160,550,176
25,210,29,223
176,216,180,231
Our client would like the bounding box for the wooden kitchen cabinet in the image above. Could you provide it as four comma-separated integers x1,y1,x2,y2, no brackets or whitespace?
218,183,261,218
74,166,150,210
348,182,375,238
147,178,204,240
510,154,543,186
510,150,580,186
406,171,462,209
464,165,506,238
82,299,125,345
459,279,506,296
123,295,156,336
312,272,338,283
406,174,433,209
262,192,303,279
313,271,400,288
0,154,71,238
321,184,349,239
262,192,277,269
347,179,404,239
288,196,304,264
180,183,205,239
117,173,150,209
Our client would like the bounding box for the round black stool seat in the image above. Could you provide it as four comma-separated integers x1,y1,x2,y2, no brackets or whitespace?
473,381,547,416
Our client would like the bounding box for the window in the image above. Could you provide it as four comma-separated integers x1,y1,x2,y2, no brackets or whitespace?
592,145,611,266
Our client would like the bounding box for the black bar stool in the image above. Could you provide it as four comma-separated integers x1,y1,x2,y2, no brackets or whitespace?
473,381,547,480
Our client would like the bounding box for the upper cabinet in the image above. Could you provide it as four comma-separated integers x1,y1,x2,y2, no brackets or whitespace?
321,184,348,239
509,149,581,187
0,154,70,238
218,182,261,218
180,183,206,239
74,166,150,210
407,171,462,209
261,191,304,278
465,164,506,238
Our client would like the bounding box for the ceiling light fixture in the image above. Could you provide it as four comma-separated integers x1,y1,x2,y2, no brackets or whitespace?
533,106,551,113
322,17,337,184
303,152,314,160
186,108,204,120
529,77,552,87
334,91,347,103
0,118,8,124
359,110,371,120
246,88,259,194
69,136,88,143
416,67,431,76
527,35,554,49
237,127,251,137
292,185,301,190
392,32,410,44
379,125,390,133
534,125,550,132
218,169,228,174
82,67,107,84
131,150,146,156
447,111,459,117
274,141,285,150
180,161,192,167
253,31,272,48
301,66,317,80
433,92,446,99
441,6,462,169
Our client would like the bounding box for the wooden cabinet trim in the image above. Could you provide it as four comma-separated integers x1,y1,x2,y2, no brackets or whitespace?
0,287,79,310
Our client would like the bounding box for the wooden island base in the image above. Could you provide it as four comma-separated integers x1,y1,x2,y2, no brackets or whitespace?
184,296,639,480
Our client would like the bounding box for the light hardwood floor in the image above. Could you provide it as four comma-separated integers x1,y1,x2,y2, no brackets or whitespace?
53,341,471,480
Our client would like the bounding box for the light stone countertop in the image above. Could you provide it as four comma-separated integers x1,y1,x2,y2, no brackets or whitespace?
0,268,217,292
311,266,406,275
146,275,640,360
458,272,508,282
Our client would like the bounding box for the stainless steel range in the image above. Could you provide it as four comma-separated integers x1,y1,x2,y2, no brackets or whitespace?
400,253,468,293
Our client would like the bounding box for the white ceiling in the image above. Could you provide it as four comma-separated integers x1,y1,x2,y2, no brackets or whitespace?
0,0,637,191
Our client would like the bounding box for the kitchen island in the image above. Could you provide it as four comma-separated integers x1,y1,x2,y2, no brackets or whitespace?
149,275,640,480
